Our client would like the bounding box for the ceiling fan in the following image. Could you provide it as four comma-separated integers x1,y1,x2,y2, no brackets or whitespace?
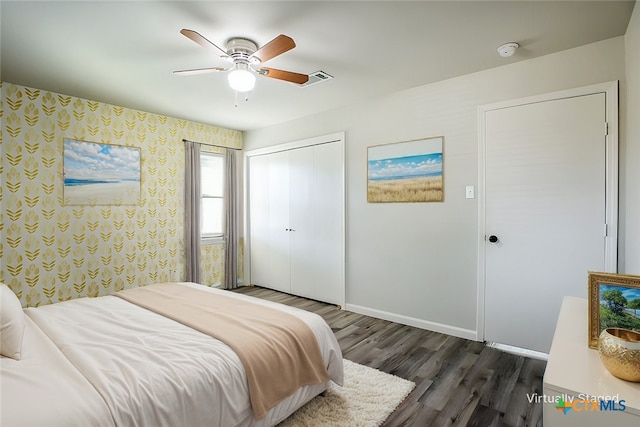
174,29,309,92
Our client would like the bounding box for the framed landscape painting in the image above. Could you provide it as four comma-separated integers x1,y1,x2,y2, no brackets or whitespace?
63,139,141,205
588,271,640,348
367,136,443,203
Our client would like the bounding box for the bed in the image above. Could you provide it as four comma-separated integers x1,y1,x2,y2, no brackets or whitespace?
0,282,344,427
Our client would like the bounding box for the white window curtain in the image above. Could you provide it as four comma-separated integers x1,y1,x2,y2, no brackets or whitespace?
224,149,239,289
184,140,201,283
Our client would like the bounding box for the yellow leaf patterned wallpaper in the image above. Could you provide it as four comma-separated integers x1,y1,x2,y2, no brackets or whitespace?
1,82,243,307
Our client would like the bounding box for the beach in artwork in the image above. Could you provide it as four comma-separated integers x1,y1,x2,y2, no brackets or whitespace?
368,138,443,202
64,180,140,205
63,139,140,205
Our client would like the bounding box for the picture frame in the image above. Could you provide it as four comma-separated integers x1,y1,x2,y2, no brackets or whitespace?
588,271,640,348
63,138,141,205
367,136,443,203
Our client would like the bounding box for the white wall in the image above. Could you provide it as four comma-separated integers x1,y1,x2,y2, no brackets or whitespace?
244,37,628,339
623,3,640,274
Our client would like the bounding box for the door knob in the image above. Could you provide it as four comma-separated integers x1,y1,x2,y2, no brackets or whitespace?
488,235,499,243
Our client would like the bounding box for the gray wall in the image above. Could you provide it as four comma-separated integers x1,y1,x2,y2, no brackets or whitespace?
244,36,631,339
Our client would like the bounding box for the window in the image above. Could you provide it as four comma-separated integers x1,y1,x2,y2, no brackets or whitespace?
200,152,224,241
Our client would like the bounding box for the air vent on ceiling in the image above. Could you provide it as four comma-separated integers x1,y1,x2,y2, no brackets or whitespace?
299,70,333,87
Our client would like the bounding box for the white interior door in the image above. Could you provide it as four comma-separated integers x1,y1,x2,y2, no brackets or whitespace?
483,93,608,353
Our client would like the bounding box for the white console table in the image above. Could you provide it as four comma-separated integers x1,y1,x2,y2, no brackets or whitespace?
543,296,640,426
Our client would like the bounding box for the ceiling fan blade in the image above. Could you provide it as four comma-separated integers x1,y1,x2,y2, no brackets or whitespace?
180,29,228,58
259,67,309,85
173,67,227,75
252,35,296,63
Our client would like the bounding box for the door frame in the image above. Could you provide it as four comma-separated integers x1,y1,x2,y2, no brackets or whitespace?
476,82,619,343
243,132,346,308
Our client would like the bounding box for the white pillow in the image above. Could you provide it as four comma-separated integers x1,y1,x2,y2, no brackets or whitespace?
1,283,25,360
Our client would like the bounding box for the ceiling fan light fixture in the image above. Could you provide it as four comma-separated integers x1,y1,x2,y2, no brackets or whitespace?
228,65,256,92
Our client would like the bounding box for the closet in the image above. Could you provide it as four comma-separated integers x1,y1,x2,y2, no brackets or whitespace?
246,133,344,306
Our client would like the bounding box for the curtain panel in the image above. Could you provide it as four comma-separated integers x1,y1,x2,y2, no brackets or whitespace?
224,149,239,289
184,140,201,283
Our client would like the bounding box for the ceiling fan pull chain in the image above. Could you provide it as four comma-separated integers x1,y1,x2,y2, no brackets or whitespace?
233,90,250,108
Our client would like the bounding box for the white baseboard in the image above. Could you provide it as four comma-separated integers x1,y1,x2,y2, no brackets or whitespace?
344,303,478,341
486,342,549,361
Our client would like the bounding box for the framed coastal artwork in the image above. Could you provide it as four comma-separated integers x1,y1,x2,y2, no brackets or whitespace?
63,139,141,205
367,136,443,203
588,271,640,348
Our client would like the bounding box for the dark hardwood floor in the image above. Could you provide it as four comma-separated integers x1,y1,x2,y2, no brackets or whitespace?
231,286,546,427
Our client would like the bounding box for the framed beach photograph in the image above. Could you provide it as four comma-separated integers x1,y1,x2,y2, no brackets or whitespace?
63,139,141,205
588,271,640,348
367,136,443,203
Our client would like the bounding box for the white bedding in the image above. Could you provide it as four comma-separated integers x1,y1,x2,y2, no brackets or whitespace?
0,283,343,427
0,315,115,427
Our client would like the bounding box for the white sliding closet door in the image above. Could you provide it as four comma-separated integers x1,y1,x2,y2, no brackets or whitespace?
247,133,345,306
267,150,291,293
289,147,315,295
248,154,270,287
290,142,344,303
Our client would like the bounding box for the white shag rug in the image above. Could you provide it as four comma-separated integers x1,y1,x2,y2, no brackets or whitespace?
278,359,415,427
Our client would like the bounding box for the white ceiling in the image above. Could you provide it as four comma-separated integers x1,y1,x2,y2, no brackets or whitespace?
1,1,635,131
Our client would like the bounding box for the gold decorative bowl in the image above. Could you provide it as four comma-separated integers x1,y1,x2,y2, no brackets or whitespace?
599,328,640,382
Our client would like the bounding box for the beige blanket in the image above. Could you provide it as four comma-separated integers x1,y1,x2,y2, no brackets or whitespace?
116,283,330,419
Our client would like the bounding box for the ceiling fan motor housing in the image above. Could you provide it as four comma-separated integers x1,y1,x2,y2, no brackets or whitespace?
226,38,260,64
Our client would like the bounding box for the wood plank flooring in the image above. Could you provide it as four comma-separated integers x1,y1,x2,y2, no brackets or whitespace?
231,286,546,427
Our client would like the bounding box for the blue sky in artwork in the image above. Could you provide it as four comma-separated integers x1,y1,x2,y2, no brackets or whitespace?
64,139,140,181
368,153,442,181
599,284,640,303
368,137,443,181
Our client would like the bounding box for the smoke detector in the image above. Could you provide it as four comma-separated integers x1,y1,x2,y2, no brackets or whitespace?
497,42,519,57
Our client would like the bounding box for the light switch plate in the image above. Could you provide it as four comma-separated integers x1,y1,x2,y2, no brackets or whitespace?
466,185,475,199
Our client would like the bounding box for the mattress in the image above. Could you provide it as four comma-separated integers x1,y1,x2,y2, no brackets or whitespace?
0,282,343,427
